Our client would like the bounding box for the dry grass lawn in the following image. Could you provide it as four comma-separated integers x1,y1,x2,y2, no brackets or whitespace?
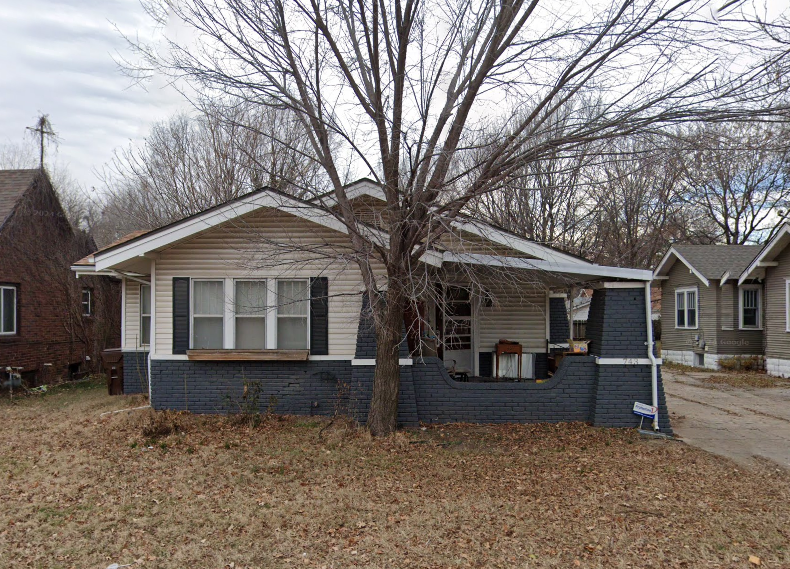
1,379,789,568
663,362,790,389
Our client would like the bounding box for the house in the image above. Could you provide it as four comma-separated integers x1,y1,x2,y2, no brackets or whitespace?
0,169,120,385
738,224,790,378
653,244,764,369
72,179,671,431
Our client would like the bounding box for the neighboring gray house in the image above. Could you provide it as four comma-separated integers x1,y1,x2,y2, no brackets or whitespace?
72,180,671,431
653,244,764,369
738,224,790,378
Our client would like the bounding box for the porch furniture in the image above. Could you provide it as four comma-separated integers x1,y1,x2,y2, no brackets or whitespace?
495,340,523,379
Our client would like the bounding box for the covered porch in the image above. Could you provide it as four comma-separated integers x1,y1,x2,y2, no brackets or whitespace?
405,253,654,383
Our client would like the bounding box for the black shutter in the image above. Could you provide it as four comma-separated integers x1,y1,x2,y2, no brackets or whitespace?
310,277,329,355
478,351,493,378
172,277,190,355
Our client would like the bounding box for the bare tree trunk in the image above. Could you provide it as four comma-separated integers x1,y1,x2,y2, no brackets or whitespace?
367,285,405,436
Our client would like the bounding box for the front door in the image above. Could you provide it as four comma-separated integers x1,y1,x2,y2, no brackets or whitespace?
441,286,474,373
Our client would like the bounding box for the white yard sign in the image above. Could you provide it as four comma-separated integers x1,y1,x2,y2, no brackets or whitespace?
633,402,657,419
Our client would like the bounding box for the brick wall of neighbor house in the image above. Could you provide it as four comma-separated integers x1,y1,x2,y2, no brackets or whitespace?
765,244,790,377
122,350,150,394
150,286,670,432
0,172,120,383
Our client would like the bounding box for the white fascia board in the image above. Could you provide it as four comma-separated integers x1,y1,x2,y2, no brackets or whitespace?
655,248,710,287
443,252,652,281
95,191,387,271
652,248,676,277
720,271,731,286
315,179,386,208
738,224,790,285
451,219,591,266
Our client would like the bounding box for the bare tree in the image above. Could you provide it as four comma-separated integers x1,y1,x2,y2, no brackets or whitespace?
472,109,599,257
676,122,790,244
126,0,789,434
99,99,324,240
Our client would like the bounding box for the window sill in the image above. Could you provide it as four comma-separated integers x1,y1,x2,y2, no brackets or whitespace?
738,327,763,331
187,349,310,361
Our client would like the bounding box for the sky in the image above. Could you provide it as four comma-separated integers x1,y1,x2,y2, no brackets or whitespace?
0,0,185,192
0,0,787,197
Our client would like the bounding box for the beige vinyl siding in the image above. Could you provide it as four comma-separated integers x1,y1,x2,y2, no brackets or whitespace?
660,261,716,352
153,208,366,356
716,283,764,355
720,283,736,329
124,280,142,349
764,244,790,359
476,283,547,353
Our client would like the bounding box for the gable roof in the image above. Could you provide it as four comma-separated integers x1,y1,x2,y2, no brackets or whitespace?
738,223,790,285
653,244,762,286
73,230,151,267
84,179,649,282
313,178,592,266
91,186,388,272
0,169,39,229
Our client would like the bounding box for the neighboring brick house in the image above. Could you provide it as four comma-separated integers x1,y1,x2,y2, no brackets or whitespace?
74,179,670,431
0,169,120,385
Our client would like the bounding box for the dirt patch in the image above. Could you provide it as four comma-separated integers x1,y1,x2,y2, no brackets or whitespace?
1,379,789,568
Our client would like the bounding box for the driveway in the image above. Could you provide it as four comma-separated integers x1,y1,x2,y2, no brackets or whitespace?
662,367,790,468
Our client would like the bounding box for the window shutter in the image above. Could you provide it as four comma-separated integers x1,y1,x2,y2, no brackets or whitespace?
310,277,329,355
172,277,190,355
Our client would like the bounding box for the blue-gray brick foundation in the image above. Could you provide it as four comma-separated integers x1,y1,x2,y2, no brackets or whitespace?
122,350,149,394
149,286,671,432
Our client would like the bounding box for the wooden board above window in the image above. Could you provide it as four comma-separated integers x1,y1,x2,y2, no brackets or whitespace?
186,349,310,361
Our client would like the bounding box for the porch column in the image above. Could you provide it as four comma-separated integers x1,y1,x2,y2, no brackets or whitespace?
587,283,672,432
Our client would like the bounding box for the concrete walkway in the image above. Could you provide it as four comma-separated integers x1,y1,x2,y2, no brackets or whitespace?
663,367,790,468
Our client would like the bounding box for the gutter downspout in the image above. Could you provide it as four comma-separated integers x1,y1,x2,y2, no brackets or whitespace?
644,281,659,431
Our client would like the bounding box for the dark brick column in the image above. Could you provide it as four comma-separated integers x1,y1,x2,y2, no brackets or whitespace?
587,287,672,433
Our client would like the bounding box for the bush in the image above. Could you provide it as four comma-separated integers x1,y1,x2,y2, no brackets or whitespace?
139,410,182,439
718,356,762,372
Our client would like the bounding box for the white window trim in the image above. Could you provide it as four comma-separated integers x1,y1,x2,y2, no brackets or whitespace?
276,278,310,350
140,284,151,347
0,285,17,335
81,288,92,317
738,284,762,330
190,279,226,349
675,287,698,330
234,279,268,350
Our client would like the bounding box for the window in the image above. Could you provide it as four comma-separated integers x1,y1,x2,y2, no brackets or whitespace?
739,285,761,329
0,285,17,335
276,280,309,349
140,284,151,346
192,280,224,349
675,288,697,329
81,288,92,316
235,280,267,349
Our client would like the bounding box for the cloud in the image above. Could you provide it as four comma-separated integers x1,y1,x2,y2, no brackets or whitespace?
0,0,186,194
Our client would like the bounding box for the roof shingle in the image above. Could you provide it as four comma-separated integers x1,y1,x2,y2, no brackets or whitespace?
673,244,762,279
0,169,39,228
